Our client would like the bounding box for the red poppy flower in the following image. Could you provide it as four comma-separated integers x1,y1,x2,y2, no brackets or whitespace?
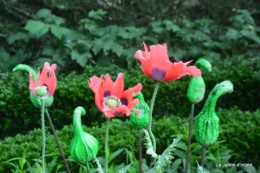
89,73,142,118
134,42,201,81
29,62,57,98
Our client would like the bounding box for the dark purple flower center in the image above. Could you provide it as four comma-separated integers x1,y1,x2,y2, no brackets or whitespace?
151,68,166,81
120,98,128,106
104,91,110,97
114,111,121,117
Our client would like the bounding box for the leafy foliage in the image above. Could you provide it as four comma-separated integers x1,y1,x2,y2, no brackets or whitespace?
1,8,260,74
1,110,259,172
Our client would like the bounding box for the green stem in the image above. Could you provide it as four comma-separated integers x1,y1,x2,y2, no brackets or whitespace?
86,162,90,173
45,109,71,173
41,99,46,173
138,130,143,173
185,103,195,173
105,118,110,173
201,146,206,168
148,82,160,152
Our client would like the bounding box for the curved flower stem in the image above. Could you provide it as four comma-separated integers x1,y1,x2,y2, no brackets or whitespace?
185,103,195,173
148,82,160,152
105,118,111,173
45,109,71,173
138,129,143,173
41,99,46,173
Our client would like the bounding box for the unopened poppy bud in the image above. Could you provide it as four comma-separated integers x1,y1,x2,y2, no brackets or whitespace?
194,80,233,146
130,92,150,129
187,77,205,103
35,86,48,98
187,59,211,104
69,107,99,163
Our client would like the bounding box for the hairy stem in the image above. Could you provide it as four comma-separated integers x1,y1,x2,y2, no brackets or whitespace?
148,82,160,152
201,146,206,168
45,109,71,173
138,130,143,173
105,118,110,173
185,103,195,173
41,99,46,173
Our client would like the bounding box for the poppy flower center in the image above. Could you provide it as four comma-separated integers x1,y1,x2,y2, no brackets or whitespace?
35,85,48,98
103,95,122,109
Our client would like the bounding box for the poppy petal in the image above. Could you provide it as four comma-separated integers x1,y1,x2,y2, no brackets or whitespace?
164,61,187,81
111,73,124,97
48,64,57,96
186,66,201,76
102,74,113,96
89,76,103,93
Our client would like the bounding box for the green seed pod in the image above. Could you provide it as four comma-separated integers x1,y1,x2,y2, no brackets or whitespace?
13,64,54,107
69,107,99,163
130,92,150,129
29,93,53,108
194,80,233,146
187,59,211,104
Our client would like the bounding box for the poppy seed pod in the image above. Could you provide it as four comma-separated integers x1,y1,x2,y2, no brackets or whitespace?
129,92,150,129
69,107,99,163
194,80,233,146
187,59,211,104
29,92,54,108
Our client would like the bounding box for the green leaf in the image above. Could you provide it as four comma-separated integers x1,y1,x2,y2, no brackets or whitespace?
163,20,180,32
243,165,256,173
225,28,241,40
53,16,66,26
42,46,55,56
94,157,104,173
88,9,107,20
7,32,29,44
108,148,125,163
36,8,51,18
71,49,92,67
84,20,97,32
156,135,182,167
24,20,49,38
143,129,158,158
52,48,67,66
49,24,70,39
24,20,44,33
240,29,260,43
111,43,123,57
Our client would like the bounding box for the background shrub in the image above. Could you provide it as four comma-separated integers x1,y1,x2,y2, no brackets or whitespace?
1,55,260,139
1,108,259,172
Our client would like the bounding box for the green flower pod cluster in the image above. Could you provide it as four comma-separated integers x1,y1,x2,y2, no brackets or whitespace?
194,80,233,146
129,92,150,129
13,64,54,107
69,107,99,163
187,59,211,104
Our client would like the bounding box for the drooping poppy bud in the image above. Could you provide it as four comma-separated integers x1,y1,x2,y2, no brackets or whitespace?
69,107,99,163
129,92,150,129
194,80,233,146
13,64,54,107
187,59,211,103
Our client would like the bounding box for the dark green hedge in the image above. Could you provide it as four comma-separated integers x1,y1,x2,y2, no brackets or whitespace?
0,107,259,172
0,55,260,139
